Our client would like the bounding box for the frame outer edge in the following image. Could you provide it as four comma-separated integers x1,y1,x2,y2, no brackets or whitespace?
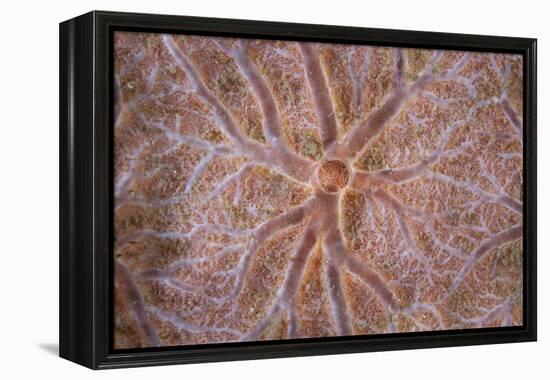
526,38,537,341
59,17,73,363
59,11,96,369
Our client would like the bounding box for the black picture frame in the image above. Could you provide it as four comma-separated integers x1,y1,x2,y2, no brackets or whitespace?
59,10,537,369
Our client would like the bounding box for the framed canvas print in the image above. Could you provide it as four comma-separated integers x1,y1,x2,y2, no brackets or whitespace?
59,11,537,369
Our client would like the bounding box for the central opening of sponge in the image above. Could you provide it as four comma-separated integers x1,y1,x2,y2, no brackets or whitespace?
318,160,349,192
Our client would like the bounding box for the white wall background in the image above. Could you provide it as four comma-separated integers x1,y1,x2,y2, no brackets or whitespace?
0,0,546,377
